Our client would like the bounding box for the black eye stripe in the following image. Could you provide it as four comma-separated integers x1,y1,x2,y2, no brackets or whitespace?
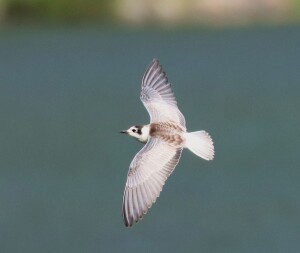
137,129,142,134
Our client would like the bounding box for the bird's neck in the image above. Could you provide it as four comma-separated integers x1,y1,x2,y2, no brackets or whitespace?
138,125,150,143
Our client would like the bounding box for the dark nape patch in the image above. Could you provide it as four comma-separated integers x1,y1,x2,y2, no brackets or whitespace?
135,125,143,135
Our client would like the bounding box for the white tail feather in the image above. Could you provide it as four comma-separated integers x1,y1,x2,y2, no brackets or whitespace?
184,131,214,160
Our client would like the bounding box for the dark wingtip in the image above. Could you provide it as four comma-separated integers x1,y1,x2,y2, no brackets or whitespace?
152,58,160,67
123,213,133,228
125,222,132,228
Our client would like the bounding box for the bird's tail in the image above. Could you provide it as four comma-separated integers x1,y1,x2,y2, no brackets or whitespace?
183,131,214,160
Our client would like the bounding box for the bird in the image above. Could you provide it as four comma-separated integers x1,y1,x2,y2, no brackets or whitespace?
120,59,214,227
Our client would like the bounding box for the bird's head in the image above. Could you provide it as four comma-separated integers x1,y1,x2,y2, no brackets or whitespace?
120,125,149,143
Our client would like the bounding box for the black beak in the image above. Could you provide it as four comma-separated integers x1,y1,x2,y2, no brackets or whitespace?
120,130,127,134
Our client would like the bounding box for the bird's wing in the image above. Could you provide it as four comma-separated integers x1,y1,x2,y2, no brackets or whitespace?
140,59,186,129
122,137,182,227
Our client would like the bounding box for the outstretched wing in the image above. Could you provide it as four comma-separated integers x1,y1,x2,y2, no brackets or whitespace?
140,59,186,129
122,137,182,227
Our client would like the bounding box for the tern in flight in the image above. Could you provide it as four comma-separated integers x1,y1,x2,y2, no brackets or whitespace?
120,59,214,227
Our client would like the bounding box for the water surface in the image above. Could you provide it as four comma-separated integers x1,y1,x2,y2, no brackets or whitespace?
0,25,299,253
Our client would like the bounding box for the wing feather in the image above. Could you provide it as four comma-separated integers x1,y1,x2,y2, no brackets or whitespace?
140,59,186,129
122,137,182,227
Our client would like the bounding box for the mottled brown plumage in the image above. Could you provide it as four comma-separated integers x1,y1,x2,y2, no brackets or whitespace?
150,122,185,147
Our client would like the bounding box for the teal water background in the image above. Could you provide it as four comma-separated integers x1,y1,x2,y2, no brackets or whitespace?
0,25,299,252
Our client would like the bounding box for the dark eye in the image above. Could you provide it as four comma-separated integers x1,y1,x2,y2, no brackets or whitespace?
132,129,136,133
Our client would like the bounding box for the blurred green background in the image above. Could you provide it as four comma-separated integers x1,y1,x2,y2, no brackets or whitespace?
1,0,300,25
1,1,300,253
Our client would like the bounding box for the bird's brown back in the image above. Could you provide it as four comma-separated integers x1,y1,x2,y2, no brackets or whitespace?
149,122,185,147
